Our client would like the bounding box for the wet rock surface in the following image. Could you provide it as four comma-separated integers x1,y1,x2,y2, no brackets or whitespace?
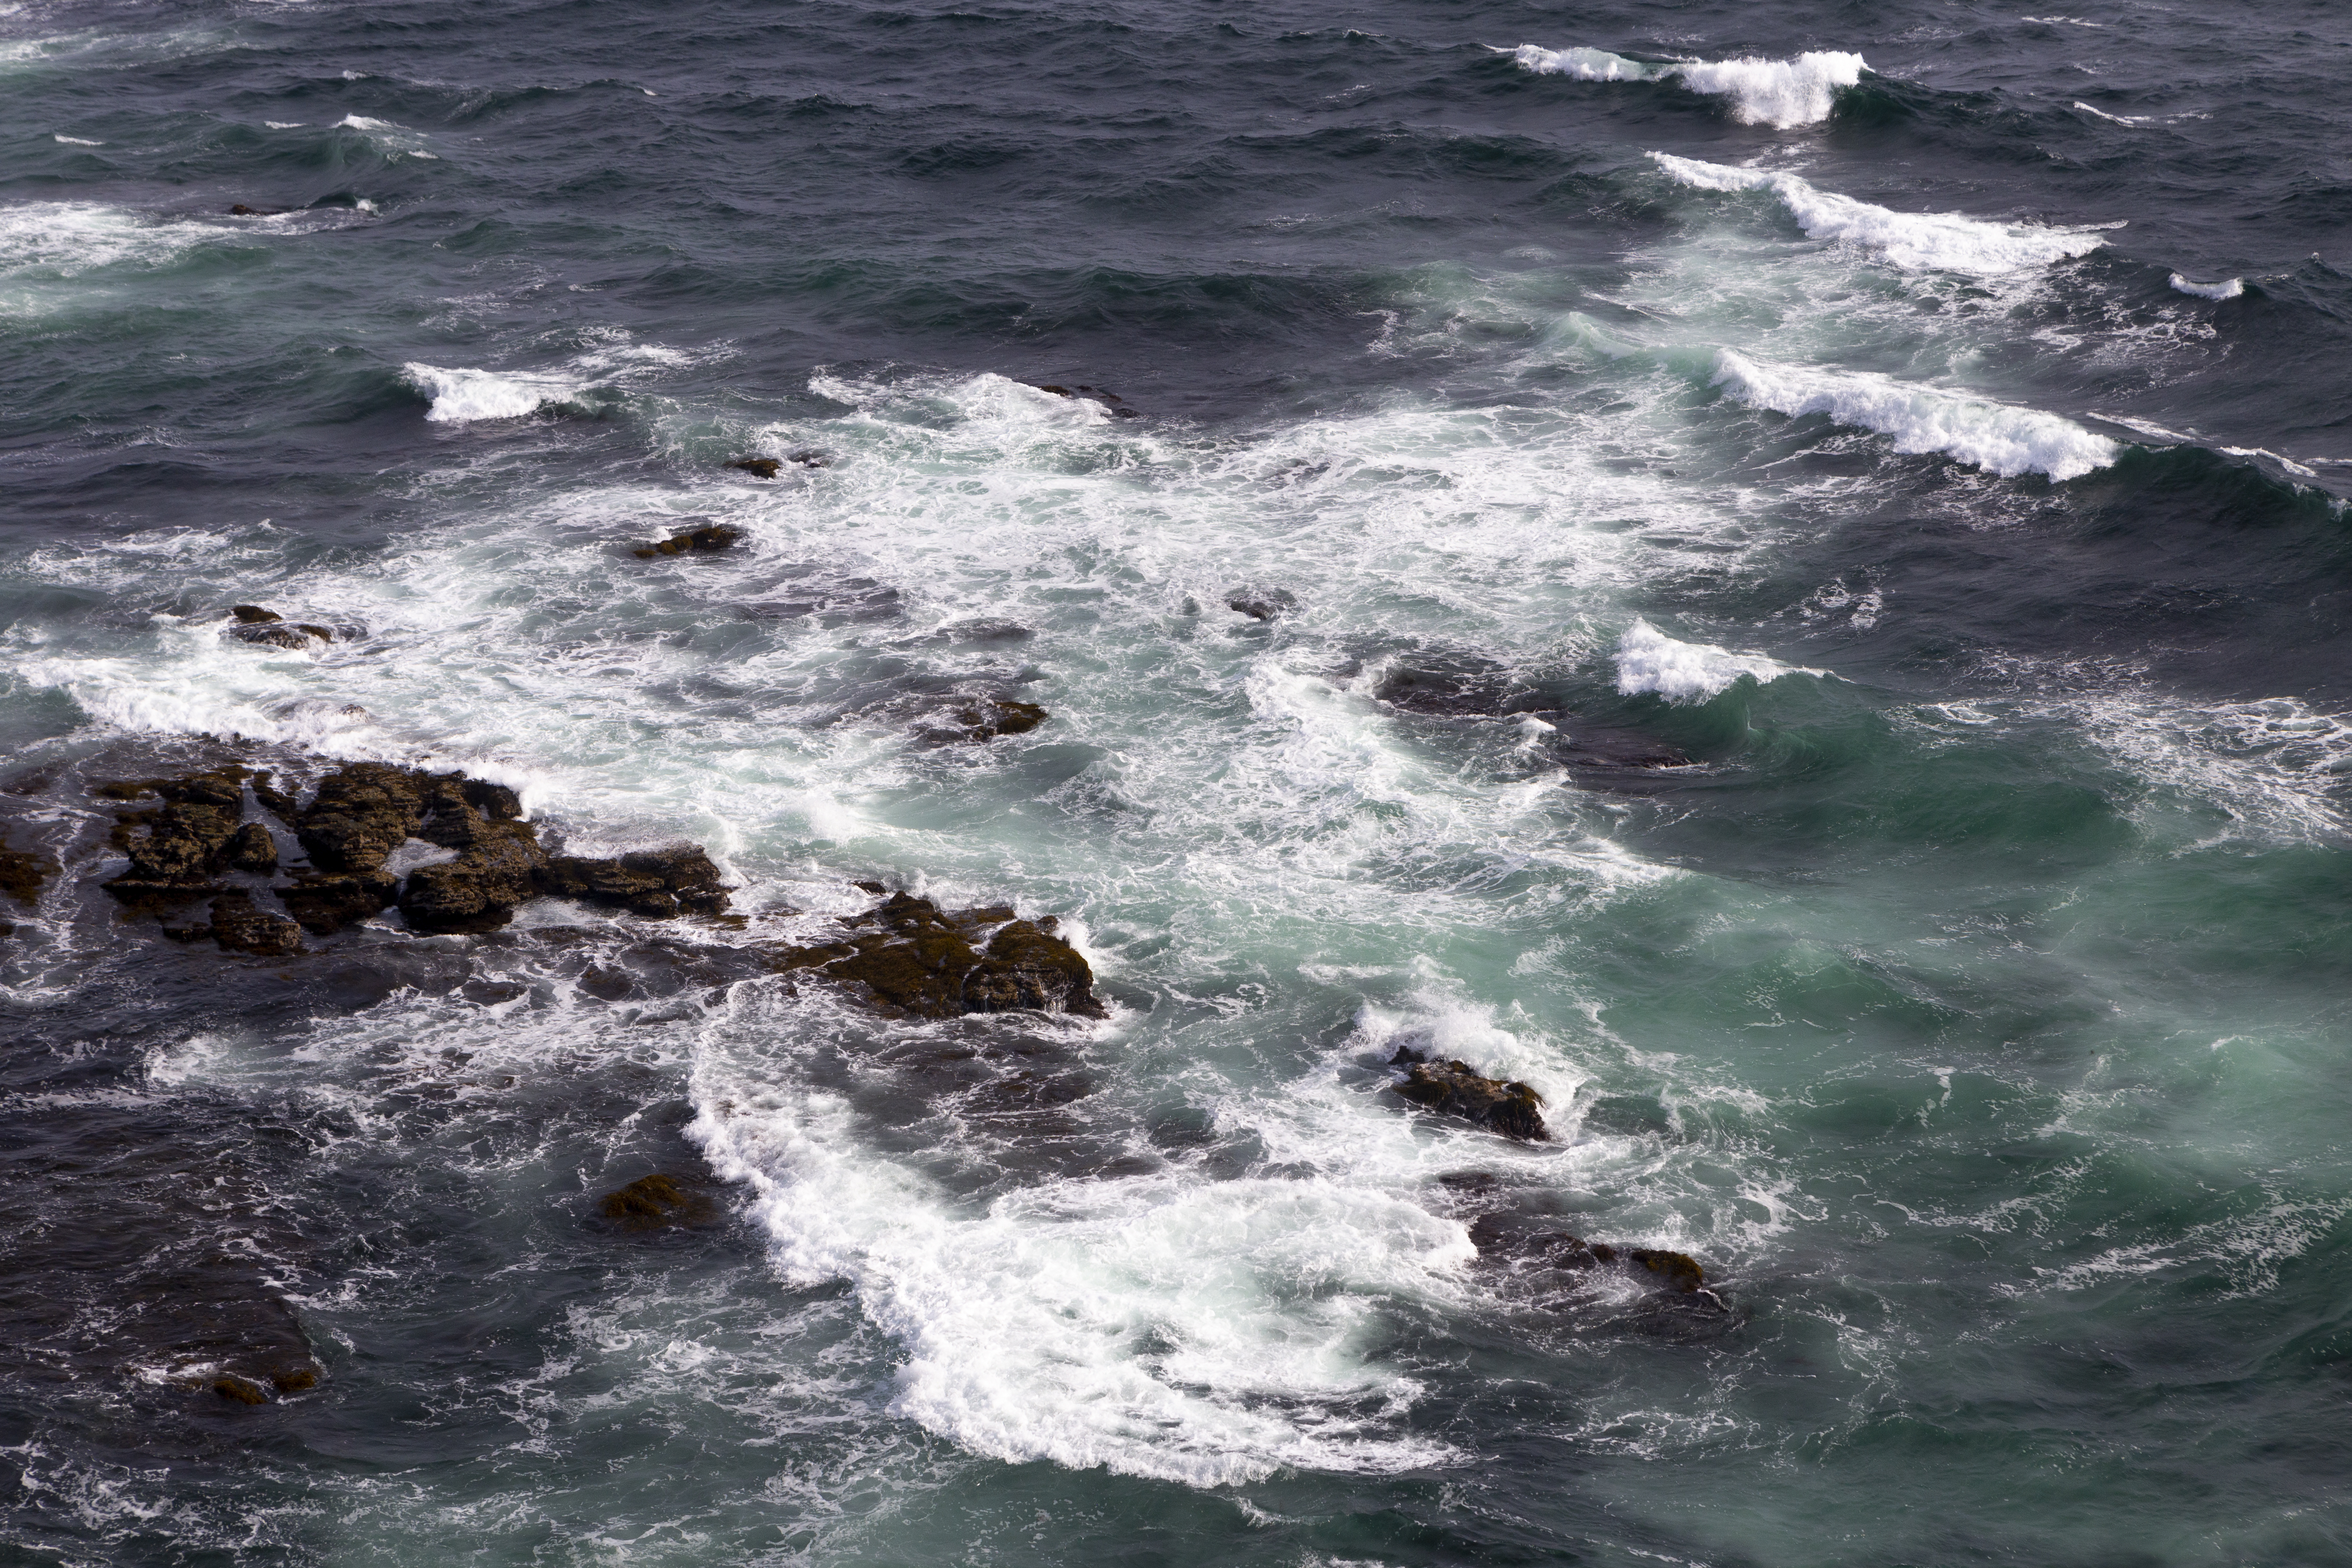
542,847,731,919
0,836,56,906
1227,588,1298,622
634,524,744,558
772,892,1106,1020
1388,1045,1549,1141
1463,1204,1717,1304
725,456,781,478
597,1172,723,1231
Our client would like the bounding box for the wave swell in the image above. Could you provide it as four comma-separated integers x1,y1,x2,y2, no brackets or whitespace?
1615,619,1809,702
1651,153,2107,276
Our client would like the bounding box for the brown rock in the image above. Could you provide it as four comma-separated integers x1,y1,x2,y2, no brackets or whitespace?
598,1172,721,1230
726,457,781,478
296,763,429,873
207,891,303,956
282,871,398,934
230,606,282,624
0,838,55,906
398,817,548,934
540,846,731,919
772,892,1104,1019
1389,1047,1548,1141
223,821,279,873
633,524,744,559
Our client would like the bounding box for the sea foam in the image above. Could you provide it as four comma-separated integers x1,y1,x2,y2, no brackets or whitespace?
1615,619,1806,703
1714,351,2118,480
1651,153,2108,276
1513,45,1866,128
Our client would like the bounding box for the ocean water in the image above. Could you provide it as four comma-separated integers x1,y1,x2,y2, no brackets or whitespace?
4,0,2352,1562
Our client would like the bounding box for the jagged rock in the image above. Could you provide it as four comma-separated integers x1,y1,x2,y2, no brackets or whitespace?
101,770,250,909
1389,1045,1548,1141
0,838,55,906
223,821,278,873
598,1172,720,1231
398,814,548,934
633,524,743,559
541,847,731,919
296,763,428,874
1227,588,1296,622
772,892,1105,1019
282,872,398,935
203,891,303,956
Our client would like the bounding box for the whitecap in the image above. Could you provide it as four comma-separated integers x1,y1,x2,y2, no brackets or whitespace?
1512,45,1866,128
401,362,582,423
52,134,101,145
1614,618,1807,703
1714,350,2119,479
1651,153,2109,275
2168,272,2243,300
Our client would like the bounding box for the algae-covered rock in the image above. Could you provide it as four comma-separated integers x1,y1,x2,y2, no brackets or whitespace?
1389,1046,1548,1141
598,1172,721,1231
206,891,303,957
223,821,279,873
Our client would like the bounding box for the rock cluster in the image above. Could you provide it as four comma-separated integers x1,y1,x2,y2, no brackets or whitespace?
772,891,1105,1019
96,761,733,947
229,605,334,648
1389,1045,1549,1141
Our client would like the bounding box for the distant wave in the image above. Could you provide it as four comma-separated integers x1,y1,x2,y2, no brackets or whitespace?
1615,619,1810,703
1651,153,2108,276
2169,273,2244,300
1512,45,1866,128
1714,351,2119,480
402,363,582,423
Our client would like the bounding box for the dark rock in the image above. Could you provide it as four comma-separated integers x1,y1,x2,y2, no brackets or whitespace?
213,1373,270,1403
786,449,832,468
1465,1212,1710,1296
1373,652,1516,717
1551,726,1690,772
633,524,744,559
1227,588,1297,622
0,838,55,906
1389,1045,1548,1141
1630,1248,1707,1293
1035,384,1073,396
230,606,282,624
231,622,327,649
598,1172,721,1231
101,773,249,909
934,697,1047,742
851,880,889,894
772,892,1105,1019
226,205,286,217
540,846,731,919
294,623,334,642
207,891,303,957
399,816,548,934
727,457,782,478
297,763,428,874
223,821,278,873
282,872,398,935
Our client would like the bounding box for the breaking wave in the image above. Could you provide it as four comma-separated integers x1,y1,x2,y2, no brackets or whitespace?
2169,273,2244,300
1651,153,2108,276
1614,619,1811,703
1513,45,1866,128
1713,350,2120,480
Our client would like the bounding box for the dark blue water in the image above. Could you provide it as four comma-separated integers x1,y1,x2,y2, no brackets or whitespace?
6,0,2352,1563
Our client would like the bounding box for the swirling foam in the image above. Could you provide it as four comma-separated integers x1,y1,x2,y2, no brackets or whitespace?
401,363,585,423
1512,45,1866,128
1713,351,2119,481
1651,153,2108,276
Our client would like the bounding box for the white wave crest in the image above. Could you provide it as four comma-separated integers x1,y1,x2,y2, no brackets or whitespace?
52,134,101,145
1714,350,2118,480
2169,273,2244,301
1513,45,1866,128
1614,618,1806,703
402,363,581,423
1651,153,2107,276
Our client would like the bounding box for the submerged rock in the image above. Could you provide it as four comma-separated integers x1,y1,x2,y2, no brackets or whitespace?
598,1172,721,1231
634,524,744,558
772,891,1106,1019
726,457,782,478
0,837,56,906
1389,1045,1548,1141
941,697,1047,742
1466,1210,1711,1297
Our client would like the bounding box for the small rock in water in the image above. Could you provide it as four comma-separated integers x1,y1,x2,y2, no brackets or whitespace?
212,1373,271,1404
947,697,1047,741
598,1172,721,1231
231,605,282,624
1465,1211,1712,1298
633,524,744,558
1227,588,1297,622
726,457,781,478
786,449,832,467
771,891,1106,1019
1389,1044,1548,1140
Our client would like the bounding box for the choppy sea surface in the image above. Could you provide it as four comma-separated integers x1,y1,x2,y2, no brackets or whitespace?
5,0,2352,1562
